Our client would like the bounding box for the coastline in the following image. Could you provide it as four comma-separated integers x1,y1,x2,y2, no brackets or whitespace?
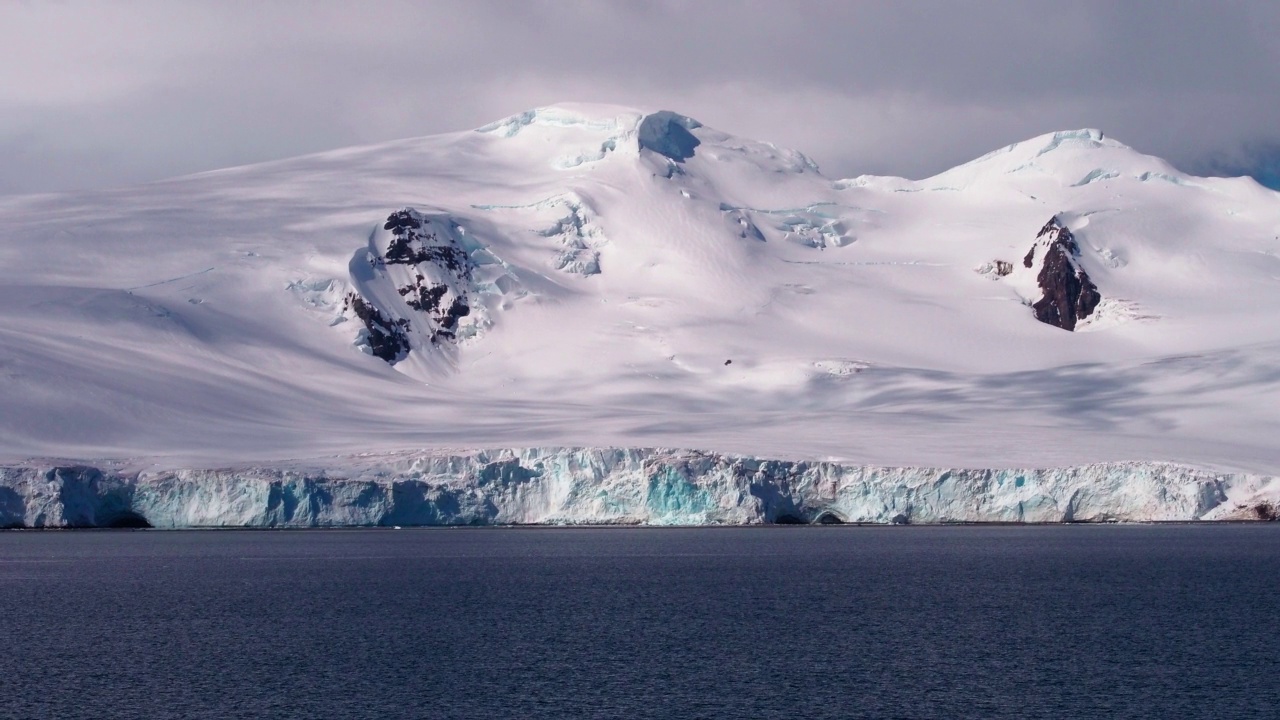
3,447,1277,528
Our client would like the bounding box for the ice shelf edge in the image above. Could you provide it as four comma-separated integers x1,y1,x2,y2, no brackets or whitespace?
2,448,1277,528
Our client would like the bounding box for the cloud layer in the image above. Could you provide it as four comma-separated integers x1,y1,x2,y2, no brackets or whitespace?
3,1,1278,193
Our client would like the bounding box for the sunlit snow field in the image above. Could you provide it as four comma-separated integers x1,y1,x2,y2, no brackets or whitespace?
1,105,1278,527
1,104,1278,471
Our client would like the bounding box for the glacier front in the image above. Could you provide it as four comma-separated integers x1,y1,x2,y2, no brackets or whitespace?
2,448,1276,528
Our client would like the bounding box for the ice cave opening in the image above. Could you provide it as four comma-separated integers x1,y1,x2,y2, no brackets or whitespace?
814,511,845,525
101,511,153,529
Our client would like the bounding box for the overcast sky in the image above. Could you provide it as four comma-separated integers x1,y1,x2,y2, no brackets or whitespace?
3,0,1279,194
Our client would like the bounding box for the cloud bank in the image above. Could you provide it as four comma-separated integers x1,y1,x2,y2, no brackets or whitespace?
2,0,1278,193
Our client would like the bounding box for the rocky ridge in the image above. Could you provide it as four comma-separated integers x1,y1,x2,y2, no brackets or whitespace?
1025,217,1102,331
345,208,478,363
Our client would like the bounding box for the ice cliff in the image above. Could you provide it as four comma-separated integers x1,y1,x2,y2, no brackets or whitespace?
2,449,1275,528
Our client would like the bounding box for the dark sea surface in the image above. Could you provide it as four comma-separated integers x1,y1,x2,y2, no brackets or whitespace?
1,526,1277,719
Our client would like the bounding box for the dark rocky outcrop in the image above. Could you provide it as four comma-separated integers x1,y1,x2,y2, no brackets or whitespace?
397,273,471,342
381,209,474,345
344,293,410,363
383,210,470,273
638,111,702,162
347,208,480,364
1026,217,1101,331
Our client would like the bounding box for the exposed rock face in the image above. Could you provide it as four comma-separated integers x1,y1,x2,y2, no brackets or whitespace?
383,210,469,273
637,111,702,162
1025,217,1101,331
344,293,410,363
345,208,478,364
379,209,473,344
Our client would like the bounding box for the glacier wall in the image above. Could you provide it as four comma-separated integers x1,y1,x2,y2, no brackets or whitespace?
1,448,1276,528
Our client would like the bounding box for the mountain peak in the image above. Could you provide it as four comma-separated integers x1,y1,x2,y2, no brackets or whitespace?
923,127,1189,190
474,103,649,137
961,128,1127,168
472,104,819,175
3,98,1280,475
636,110,703,162
476,103,706,156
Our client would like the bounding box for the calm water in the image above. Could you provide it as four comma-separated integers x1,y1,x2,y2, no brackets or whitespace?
1,526,1277,719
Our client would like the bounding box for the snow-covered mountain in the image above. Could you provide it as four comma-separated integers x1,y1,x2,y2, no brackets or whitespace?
2,103,1279,524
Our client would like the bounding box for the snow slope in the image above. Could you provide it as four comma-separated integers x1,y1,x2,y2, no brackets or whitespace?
1,103,1279,493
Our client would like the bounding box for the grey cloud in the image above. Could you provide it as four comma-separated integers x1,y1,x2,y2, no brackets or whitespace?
1,0,1278,193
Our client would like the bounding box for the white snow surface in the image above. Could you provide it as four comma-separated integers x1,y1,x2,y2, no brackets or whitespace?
2,102,1280,497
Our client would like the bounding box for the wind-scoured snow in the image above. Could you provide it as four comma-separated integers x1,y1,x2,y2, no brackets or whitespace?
1,103,1279,526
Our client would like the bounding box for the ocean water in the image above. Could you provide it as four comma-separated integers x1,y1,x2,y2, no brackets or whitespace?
1,526,1277,719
